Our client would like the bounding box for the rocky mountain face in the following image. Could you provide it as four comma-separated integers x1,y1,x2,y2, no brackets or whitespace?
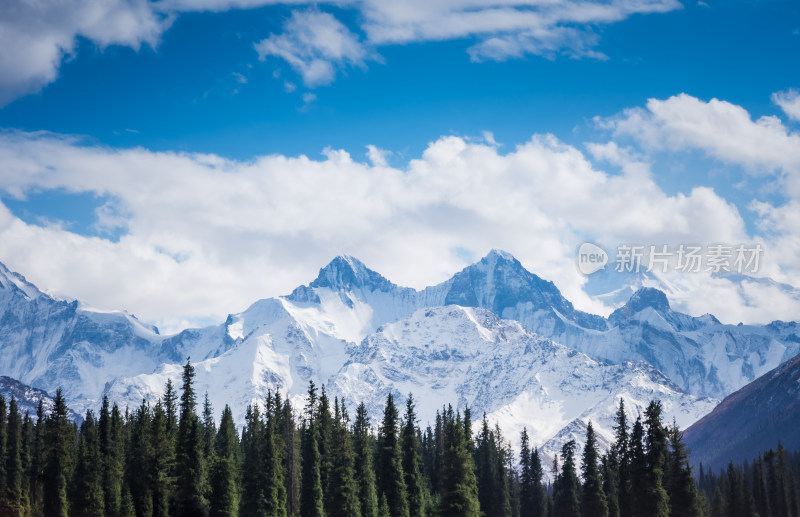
0,250,797,460
684,351,800,471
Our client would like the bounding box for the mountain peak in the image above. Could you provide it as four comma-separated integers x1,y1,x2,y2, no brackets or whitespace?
307,255,396,293
484,249,517,262
611,287,670,321
0,261,43,301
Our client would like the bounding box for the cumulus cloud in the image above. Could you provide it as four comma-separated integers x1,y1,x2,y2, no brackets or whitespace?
0,0,684,103
603,93,800,196
773,89,800,122
0,0,169,105
254,10,368,87
0,127,752,331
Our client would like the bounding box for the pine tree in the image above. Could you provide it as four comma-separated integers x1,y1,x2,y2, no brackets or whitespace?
209,405,239,517
628,417,647,517
42,388,73,517
71,410,106,517
752,455,770,517
613,399,630,517
174,359,209,516
240,404,266,517
99,396,125,517
665,424,700,517
151,401,174,517
29,400,45,517
519,428,547,517
163,378,178,439
0,395,7,500
1,397,29,516
401,395,427,517
552,440,580,517
282,399,301,517
203,393,217,462
353,402,379,517
264,394,288,517
128,400,154,517
301,382,325,517
581,422,608,517
437,406,480,517
327,399,361,517
377,393,409,517
641,402,669,517
475,415,511,517
600,451,619,517
318,387,334,515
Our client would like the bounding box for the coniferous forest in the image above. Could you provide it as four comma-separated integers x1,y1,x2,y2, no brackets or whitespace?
0,360,798,517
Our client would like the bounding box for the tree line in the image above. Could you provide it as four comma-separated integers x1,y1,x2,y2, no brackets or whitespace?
0,359,795,517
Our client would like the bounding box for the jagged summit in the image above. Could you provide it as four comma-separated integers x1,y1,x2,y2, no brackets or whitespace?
612,287,670,319
0,260,43,301
308,254,399,293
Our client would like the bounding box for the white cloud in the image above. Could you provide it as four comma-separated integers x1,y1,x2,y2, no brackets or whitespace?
254,10,368,87
772,88,800,122
0,0,169,105
604,93,800,196
0,0,684,103
0,128,752,331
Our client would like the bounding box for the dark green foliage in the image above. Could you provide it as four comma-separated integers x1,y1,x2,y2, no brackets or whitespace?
437,406,480,517
377,393,409,517
580,422,607,517
301,382,326,517
42,389,73,517
353,402,379,517
209,405,239,517
665,423,700,517
401,396,427,517
174,359,209,516
552,440,580,517
1,397,29,516
519,428,547,517
327,399,361,517
71,411,105,517
475,414,511,517
7,384,790,517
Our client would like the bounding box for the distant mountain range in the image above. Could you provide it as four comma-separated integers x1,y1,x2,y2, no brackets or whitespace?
1,250,798,461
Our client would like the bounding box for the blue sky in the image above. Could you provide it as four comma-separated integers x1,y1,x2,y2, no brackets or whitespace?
0,0,799,331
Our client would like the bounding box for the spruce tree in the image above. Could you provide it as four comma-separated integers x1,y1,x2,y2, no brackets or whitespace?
42,388,73,517
301,382,325,517
401,395,427,517
552,440,580,517
581,422,607,517
628,417,647,517
353,402,379,517
642,402,669,517
71,410,105,517
600,451,619,517
264,395,288,517
327,399,361,517
202,393,217,462
377,393,409,517
99,396,125,517
282,399,301,517
151,401,174,517
128,400,154,517
475,415,511,517
30,400,45,517
437,406,480,517
174,359,209,516
1,397,29,516
209,405,239,517
665,424,700,517
517,428,546,517
612,399,630,517
240,404,266,517
752,455,770,517
318,387,334,514
0,395,6,499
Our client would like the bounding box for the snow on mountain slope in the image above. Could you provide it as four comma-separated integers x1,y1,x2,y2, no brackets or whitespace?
0,261,168,414
0,375,81,422
333,306,715,464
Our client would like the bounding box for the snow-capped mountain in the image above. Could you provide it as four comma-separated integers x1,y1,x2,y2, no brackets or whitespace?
0,251,797,459
0,375,81,422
